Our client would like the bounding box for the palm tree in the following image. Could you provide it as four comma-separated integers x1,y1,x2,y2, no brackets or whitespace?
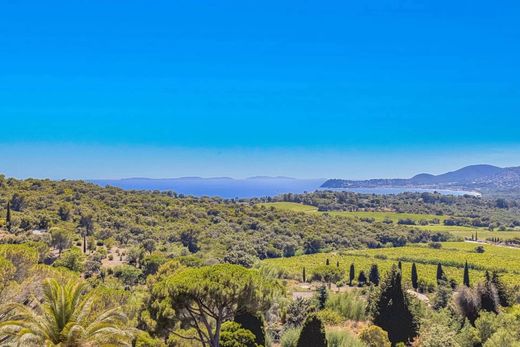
0,278,134,346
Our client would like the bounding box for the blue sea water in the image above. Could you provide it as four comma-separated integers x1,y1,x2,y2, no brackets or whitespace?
89,178,326,199
89,177,480,199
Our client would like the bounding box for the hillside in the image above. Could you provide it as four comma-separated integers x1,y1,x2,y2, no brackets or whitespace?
0,174,447,264
321,164,520,197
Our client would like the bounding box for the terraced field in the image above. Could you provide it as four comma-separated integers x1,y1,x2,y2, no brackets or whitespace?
262,242,520,286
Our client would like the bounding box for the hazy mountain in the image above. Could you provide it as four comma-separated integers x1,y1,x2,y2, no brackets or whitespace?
321,164,520,197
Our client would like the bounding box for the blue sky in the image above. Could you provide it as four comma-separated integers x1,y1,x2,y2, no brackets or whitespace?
1,0,520,179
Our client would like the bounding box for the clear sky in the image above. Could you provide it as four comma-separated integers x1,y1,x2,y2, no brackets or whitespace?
1,0,520,179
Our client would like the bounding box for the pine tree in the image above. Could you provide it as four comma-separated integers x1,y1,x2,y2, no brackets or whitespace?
369,264,380,286
349,263,355,286
411,263,418,290
302,267,306,283
436,263,447,285
234,312,266,347
6,202,11,233
296,315,327,347
463,261,470,287
370,265,417,344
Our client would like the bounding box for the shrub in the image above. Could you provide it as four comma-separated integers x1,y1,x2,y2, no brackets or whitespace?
219,321,258,347
316,308,343,325
327,329,365,347
53,248,85,272
428,242,442,249
285,298,312,328
475,246,485,253
359,325,391,347
311,265,344,284
325,291,366,321
112,264,142,286
280,328,301,347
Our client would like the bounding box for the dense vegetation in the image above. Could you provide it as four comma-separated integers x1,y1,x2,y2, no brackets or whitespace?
0,176,451,264
0,175,519,346
259,190,520,230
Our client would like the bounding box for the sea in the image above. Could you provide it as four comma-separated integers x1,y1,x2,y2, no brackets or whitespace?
89,178,481,199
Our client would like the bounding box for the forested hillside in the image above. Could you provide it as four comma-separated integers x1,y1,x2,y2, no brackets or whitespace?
0,175,448,265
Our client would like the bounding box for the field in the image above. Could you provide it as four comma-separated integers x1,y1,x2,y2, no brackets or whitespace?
259,202,520,240
259,202,446,221
262,242,520,286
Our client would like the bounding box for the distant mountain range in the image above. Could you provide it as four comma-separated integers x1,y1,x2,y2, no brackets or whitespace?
321,164,520,197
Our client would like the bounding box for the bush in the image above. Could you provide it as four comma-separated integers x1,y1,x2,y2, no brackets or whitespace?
219,321,258,347
428,242,442,249
112,264,143,286
475,246,485,253
285,298,312,328
135,331,166,347
316,308,343,325
280,328,301,347
326,329,365,347
359,325,391,347
311,265,344,284
53,248,85,272
325,292,367,321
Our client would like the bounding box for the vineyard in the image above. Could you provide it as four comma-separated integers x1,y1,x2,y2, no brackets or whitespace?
262,242,520,286
260,202,520,240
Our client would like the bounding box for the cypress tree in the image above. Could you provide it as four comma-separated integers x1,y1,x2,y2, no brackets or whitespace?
398,261,402,271
336,260,339,268
6,202,11,233
358,271,367,287
463,261,470,287
349,263,355,286
302,267,306,283
479,271,499,313
317,285,328,310
326,258,330,266
436,263,447,285
369,264,380,286
491,271,511,307
296,314,327,347
371,265,417,344
234,312,266,347
411,263,418,290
